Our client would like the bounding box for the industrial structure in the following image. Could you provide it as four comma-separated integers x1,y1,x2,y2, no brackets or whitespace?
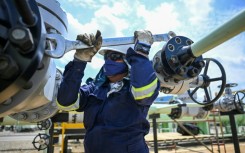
0,0,245,153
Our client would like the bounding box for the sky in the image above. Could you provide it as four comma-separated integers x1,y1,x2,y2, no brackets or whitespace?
55,0,245,96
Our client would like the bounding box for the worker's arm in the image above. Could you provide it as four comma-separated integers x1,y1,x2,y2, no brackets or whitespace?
56,30,102,111
126,30,160,105
56,60,89,111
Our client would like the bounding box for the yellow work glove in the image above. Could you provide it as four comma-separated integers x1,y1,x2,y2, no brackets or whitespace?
134,30,153,56
74,30,102,62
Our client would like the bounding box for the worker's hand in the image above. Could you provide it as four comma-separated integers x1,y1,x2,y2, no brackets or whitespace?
74,30,102,62
134,30,153,56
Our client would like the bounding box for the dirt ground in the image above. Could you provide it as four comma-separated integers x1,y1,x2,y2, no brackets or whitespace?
1,131,245,153
149,143,245,153
0,140,245,153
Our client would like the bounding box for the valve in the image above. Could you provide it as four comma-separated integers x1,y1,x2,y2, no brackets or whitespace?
234,90,245,113
37,119,52,130
153,33,226,106
32,133,50,151
212,83,245,113
188,58,226,105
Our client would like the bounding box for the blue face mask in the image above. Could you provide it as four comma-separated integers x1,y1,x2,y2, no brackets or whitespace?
103,60,128,76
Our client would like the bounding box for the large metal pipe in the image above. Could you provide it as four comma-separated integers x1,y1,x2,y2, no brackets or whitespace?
148,101,210,120
191,10,245,57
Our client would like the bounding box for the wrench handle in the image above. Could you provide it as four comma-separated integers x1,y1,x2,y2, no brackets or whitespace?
68,33,171,50
102,33,170,47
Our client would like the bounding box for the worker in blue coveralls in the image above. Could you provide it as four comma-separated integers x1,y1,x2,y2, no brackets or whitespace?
57,30,160,153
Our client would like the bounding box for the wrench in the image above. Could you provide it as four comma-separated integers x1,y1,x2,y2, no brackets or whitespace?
45,32,172,58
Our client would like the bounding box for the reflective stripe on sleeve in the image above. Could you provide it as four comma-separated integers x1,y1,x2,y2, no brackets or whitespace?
56,95,80,111
131,78,158,100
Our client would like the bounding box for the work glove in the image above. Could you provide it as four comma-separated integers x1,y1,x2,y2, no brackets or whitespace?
74,30,102,62
134,30,153,56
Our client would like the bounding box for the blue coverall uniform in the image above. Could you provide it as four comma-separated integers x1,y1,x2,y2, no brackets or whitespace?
57,48,160,153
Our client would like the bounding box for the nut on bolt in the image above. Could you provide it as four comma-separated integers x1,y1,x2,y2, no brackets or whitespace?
176,66,186,75
0,56,8,70
195,60,205,69
9,26,34,53
18,113,27,120
169,55,179,64
187,67,199,77
0,55,19,79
